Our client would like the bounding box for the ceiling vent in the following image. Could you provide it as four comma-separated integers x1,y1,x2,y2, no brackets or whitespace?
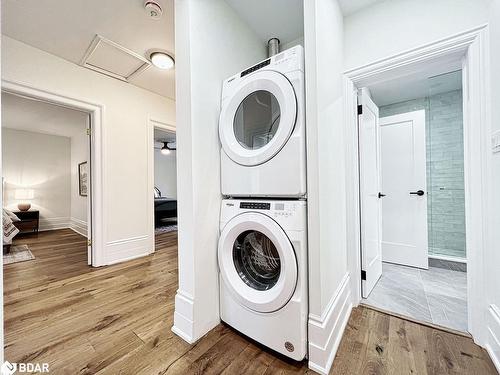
80,35,151,82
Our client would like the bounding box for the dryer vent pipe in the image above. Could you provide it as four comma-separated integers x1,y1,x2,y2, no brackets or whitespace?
267,38,280,57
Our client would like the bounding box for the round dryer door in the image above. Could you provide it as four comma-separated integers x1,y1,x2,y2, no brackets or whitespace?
218,212,298,313
219,70,297,166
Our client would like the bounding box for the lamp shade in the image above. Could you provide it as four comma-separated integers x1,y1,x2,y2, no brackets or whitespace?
14,189,34,200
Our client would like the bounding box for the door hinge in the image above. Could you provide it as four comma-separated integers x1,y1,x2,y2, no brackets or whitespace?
86,128,91,136
357,104,363,115
361,270,366,280
87,239,92,246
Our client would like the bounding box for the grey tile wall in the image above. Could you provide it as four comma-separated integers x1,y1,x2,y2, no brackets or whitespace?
380,90,466,259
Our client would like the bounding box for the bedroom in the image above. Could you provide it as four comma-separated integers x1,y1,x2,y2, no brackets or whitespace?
2,92,90,265
153,126,177,236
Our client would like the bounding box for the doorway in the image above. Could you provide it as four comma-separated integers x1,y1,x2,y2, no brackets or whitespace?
344,26,490,342
357,69,468,332
148,119,177,253
2,80,104,266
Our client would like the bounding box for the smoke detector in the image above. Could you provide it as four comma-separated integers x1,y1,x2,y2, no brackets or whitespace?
144,1,163,20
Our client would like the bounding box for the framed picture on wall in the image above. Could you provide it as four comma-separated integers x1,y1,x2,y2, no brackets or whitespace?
78,162,88,197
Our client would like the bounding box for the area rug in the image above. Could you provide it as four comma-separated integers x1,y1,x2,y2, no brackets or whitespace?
155,225,178,234
4,244,35,265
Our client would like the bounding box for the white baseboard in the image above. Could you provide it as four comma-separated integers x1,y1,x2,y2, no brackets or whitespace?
308,273,353,375
486,304,500,373
172,290,196,344
70,217,87,237
105,234,152,265
38,217,71,232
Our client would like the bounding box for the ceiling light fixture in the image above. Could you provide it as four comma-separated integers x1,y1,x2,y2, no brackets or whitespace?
161,142,177,155
150,52,175,70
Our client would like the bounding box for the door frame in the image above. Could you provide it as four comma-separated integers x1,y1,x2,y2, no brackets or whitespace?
1,79,105,266
147,117,176,253
343,25,491,346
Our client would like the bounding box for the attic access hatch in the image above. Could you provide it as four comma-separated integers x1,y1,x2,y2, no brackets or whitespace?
80,35,151,82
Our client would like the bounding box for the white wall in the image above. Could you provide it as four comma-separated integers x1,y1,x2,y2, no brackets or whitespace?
304,1,352,373
2,36,175,265
173,0,266,343
2,128,71,230
154,148,177,199
485,1,500,370
344,0,489,70
70,130,88,236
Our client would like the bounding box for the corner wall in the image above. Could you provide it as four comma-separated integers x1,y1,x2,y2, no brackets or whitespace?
173,0,266,343
304,0,352,373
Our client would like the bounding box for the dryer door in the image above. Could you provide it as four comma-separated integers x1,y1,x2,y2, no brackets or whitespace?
219,70,297,166
218,212,298,313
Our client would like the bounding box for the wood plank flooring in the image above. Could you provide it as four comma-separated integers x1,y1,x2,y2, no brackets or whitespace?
4,229,497,374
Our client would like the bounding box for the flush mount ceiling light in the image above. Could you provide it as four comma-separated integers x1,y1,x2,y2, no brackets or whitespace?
150,52,175,70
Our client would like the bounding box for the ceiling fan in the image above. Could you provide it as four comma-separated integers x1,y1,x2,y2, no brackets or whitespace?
154,141,176,155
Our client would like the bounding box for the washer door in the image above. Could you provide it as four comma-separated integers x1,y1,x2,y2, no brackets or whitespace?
218,212,298,313
219,71,297,166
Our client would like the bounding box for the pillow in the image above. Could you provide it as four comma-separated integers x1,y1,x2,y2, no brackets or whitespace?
4,209,20,222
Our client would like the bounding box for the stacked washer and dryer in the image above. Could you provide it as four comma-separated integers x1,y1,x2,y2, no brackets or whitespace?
217,45,308,360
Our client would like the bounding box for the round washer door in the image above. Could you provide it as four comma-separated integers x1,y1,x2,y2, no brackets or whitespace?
219,70,297,166
218,212,298,313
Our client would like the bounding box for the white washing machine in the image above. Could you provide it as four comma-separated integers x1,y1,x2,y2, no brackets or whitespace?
219,46,306,198
218,199,308,360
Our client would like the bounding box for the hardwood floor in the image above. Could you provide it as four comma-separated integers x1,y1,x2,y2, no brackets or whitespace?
4,229,497,374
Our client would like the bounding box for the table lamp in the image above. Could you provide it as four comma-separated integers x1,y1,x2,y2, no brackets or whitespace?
14,189,34,211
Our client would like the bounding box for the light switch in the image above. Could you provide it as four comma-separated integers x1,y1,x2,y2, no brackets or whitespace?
492,130,500,154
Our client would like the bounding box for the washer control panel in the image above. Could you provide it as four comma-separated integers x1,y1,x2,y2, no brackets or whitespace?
239,202,270,210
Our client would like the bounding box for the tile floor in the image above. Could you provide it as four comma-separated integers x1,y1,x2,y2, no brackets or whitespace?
363,262,468,332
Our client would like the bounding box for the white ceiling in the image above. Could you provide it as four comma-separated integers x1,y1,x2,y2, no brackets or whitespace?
1,0,175,99
2,92,89,138
154,128,175,143
338,0,386,16
368,60,463,107
225,0,304,45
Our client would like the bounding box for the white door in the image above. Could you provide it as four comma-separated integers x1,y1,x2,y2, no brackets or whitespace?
218,212,298,312
358,89,383,298
219,70,297,166
380,110,428,269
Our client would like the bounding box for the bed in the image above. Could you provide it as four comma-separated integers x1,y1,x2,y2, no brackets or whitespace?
154,188,177,227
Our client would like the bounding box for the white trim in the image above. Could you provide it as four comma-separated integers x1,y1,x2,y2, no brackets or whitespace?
38,217,71,232
486,304,500,372
308,273,352,375
70,217,88,237
428,254,467,264
172,290,196,344
343,25,490,350
147,117,176,254
1,79,105,266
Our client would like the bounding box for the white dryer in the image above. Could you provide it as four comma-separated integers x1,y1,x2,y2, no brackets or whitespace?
218,199,307,360
219,46,306,198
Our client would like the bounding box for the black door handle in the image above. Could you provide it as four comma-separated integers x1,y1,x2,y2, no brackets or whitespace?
378,192,386,198
409,190,425,196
